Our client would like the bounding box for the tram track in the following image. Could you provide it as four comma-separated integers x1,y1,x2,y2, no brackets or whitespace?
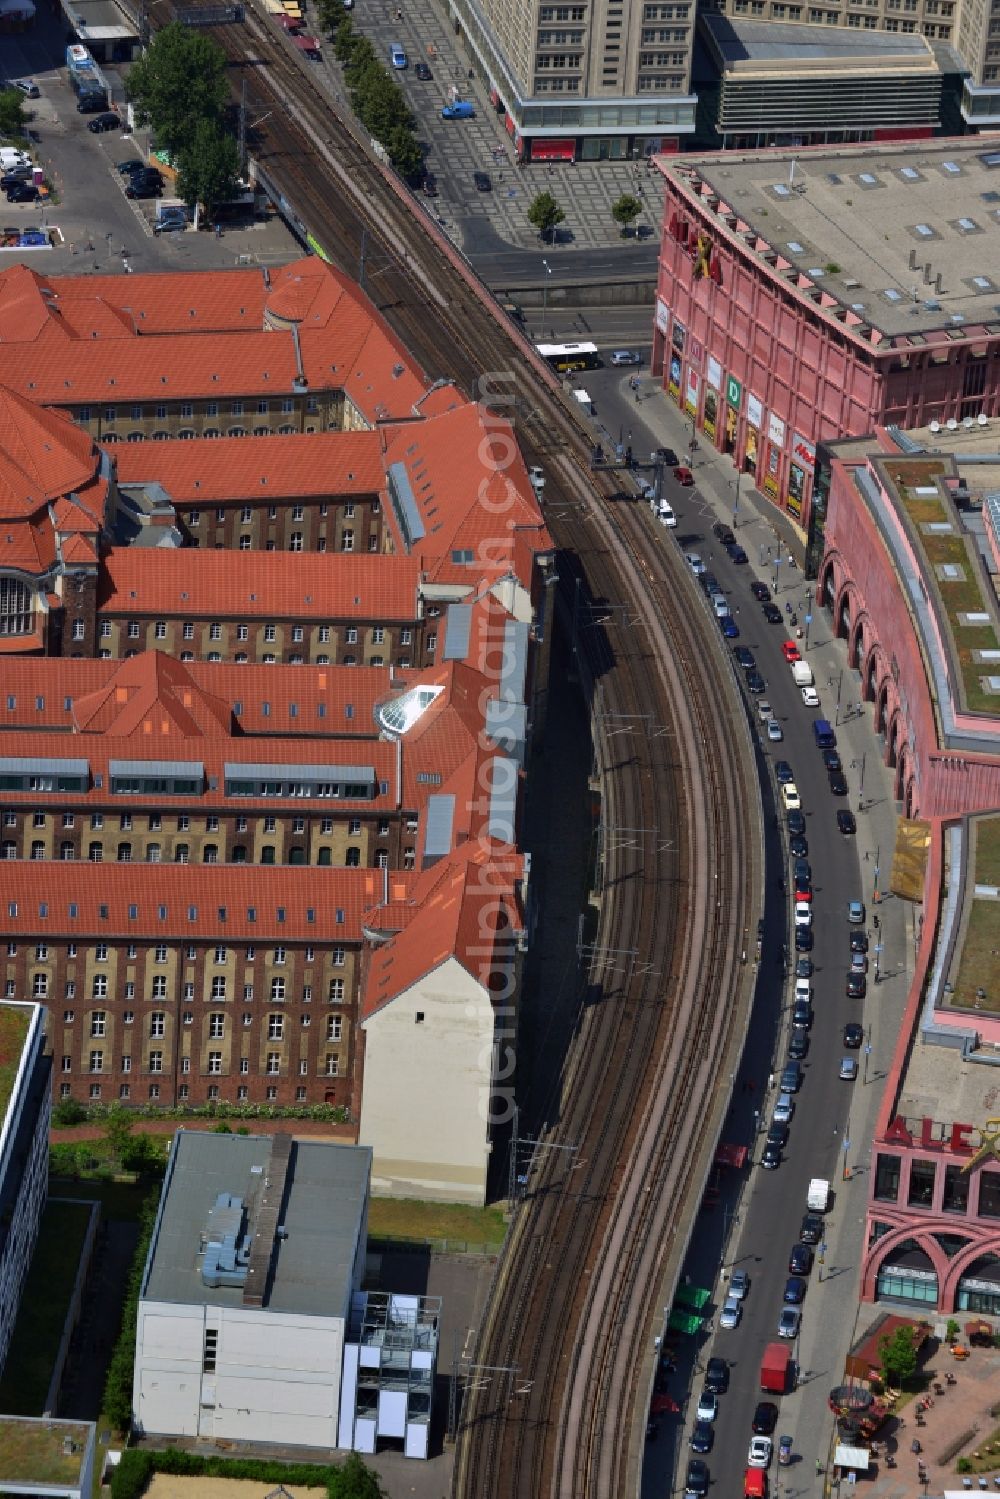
145,7,764,1491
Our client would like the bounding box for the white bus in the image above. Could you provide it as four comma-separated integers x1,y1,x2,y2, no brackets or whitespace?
536,340,600,373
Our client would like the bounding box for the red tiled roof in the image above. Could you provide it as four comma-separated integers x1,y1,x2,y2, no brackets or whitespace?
0,656,392,737
361,840,522,1020
72,652,235,737
97,547,422,622
59,534,98,565
111,430,385,504
0,517,56,573
0,862,402,941
0,383,98,516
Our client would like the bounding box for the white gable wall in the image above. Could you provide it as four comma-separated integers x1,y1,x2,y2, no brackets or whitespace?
360,957,496,1205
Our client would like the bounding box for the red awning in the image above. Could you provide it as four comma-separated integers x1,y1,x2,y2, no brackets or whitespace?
530,138,575,162
293,33,319,48
279,14,301,28
714,1143,748,1169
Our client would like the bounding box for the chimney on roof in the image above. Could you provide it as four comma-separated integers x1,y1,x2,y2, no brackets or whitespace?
923,262,933,285
908,248,917,271
935,272,943,294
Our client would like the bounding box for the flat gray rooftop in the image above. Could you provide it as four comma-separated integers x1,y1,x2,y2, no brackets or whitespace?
143,1131,370,1319
669,140,1000,339
69,0,139,38
700,13,934,69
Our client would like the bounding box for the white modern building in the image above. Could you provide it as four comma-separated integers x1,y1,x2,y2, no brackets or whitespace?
339,1291,441,1460
0,1002,50,1377
133,1130,370,1450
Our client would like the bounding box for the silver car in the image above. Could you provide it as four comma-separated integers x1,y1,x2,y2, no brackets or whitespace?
719,1295,741,1330
773,1092,794,1124
611,349,641,366
778,1306,801,1339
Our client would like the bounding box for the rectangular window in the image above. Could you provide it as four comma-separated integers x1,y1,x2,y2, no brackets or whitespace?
908,1158,937,1208
942,1163,970,1214
329,978,345,1002
209,1013,224,1038
207,1052,222,1074
89,1050,103,1073
327,1015,342,1042
268,1014,284,1039
266,1051,281,1074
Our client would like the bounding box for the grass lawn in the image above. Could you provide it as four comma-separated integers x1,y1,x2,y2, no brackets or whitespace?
974,816,1000,887
0,1416,91,1487
0,1007,30,1121
0,1199,92,1415
960,1424,1000,1471
952,816,1000,1010
367,1197,507,1248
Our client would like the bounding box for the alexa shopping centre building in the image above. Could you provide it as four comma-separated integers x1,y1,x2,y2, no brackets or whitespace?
652,139,1000,537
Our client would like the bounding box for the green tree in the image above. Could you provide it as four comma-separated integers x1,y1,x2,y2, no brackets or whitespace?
176,120,241,220
878,1325,918,1386
103,1103,135,1168
336,1451,388,1497
314,0,346,33
611,192,642,237
0,89,28,139
528,190,565,243
126,23,229,159
383,123,422,178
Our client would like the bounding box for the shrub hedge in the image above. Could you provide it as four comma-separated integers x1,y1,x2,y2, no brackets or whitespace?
112,1447,385,1498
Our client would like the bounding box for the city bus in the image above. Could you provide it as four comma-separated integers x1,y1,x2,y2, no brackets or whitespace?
536,341,600,373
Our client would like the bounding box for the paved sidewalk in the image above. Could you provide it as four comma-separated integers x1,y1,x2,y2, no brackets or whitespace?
630,385,920,1474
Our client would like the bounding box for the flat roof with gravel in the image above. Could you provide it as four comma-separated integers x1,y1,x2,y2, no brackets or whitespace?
0,1415,92,1490
665,140,1000,339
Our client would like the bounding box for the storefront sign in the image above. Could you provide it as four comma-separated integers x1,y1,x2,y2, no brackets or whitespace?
747,392,763,429
703,385,718,442
787,463,805,520
724,402,738,453
745,422,759,469
792,432,816,471
727,375,742,410
671,320,686,354
707,356,722,391
768,412,786,448
668,352,681,400
886,1115,977,1154
684,367,700,417
655,298,670,335
763,443,780,497
688,338,703,369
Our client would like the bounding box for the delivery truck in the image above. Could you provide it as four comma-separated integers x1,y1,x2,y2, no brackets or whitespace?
760,1342,791,1394
807,1177,830,1212
791,661,814,688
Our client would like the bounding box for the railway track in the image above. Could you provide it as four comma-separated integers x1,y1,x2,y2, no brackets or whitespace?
144,7,764,1492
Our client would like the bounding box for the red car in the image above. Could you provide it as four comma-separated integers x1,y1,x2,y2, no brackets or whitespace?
673,465,694,485
781,640,802,663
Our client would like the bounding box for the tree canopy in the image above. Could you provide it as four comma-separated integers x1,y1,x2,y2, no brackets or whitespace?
879,1325,918,1386
611,192,643,236
176,119,241,217
126,23,229,159
0,89,28,139
528,191,565,242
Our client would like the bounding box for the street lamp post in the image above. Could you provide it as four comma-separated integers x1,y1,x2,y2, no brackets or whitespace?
833,668,845,726
732,470,741,529
873,843,881,903
773,551,782,593
863,1036,872,1085
541,258,552,336
851,752,866,811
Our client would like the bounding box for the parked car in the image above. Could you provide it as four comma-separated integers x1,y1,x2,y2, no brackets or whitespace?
783,1276,807,1304
843,1022,864,1048
748,1437,773,1470
772,1092,794,1124
839,1056,859,1081
800,1211,823,1244
721,616,740,639
757,699,773,723
116,158,147,175
790,835,809,860
787,810,806,836
389,40,407,66
778,1306,801,1339
795,954,812,977
684,552,706,576
848,900,866,924
828,769,848,796
767,1121,788,1148
686,1459,710,1496
611,349,641,366
713,596,731,619
762,603,783,623
473,170,492,192
760,1141,781,1170
751,581,772,602
11,78,40,98
753,1402,779,1435
6,181,38,202
781,640,801,663
788,1027,809,1061
775,761,795,784
125,177,162,199
851,951,868,974
442,101,475,118
788,1242,813,1275
712,522,735,545
735,647,756,672
705,1356,729,1393
801,686,820,707
822,749,842,772
719,1295,741,1329
0,167,33,187
696,1388,718,1422
837,810,857,835
88,112,121,133
846,973,867,999
850,931,869,953
746,671,766,695
794,926,813,952
727,543,748,564
766,719,783,741
652,446,679,466
76,92,108,112
792,997,812,1028
690,1422,714,1454
414,61,433,78
793,901,811,927
780,1060,802,1092
729,1269,750,1300
673,465,694,485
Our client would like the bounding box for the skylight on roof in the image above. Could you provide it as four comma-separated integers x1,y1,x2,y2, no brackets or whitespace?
772,184,791,198
786,241,805,254
376,684,444,737
958,217,977,231
915,224,934,237
900,167,920,181
981,152,1000,169
884,289,903,303
859,173,877,185
974,276,993,290
942,161,961,174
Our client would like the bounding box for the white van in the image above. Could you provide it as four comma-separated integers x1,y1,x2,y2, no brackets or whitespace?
657,500,676,527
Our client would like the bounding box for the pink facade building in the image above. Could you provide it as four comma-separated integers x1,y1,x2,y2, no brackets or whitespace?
817,424,1000,1313
653,141,1000,535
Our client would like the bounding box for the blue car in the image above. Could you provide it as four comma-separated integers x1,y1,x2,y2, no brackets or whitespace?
720,615,739,639
442,100,475,118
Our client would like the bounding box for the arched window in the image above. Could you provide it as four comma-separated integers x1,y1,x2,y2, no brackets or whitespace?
345,847,360,867
117,842,132,862
174,843,189,863
203,844,218,863
177,429,195,440
227,427,247,438
0,577,32,636
30,840,44,860
103,432,119,444
232,845,247,863
127,431,145,442
88,842,103,862
60,841,75,860
1,841,15,860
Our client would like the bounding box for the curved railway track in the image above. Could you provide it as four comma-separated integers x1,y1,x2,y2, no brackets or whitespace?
145,9,764,1491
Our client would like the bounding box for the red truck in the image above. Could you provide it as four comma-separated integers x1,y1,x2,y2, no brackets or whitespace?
760,1342,791,1394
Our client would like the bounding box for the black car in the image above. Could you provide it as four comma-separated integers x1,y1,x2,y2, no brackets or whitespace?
762,603,783,623
795,955,813,979
686,1459,709,1497
734,647,756,672
414,60,433,78
727,544,748,564
0,167,32,188
800,1212,823,1244
789,834,808,859
473,170,492,192
784,1276,807,1304
6,181,38,202
787,810,806,836
767,1121,788,1148
828,770,848,796
88,112,121,133
751,581,772,602
837,810,857,835
792,997,812,1028
844,1022,864,1048
822,749,842,772
746,671,766,695
700,572,721,596
76,92,108,113
850,931,869,953
704,1356,729,1393
690,1422,714,1454
654,446,679,466
125,178,162,199
116,157,147,175
788,1026,809,1060
794,926,813,952
712,522,735,546
793,858,811,882
788,1242,813,1275
760,1141,781,1169
781,1060,802,1092
775,760,795,785
846,972,867,998
753,1401,779,1435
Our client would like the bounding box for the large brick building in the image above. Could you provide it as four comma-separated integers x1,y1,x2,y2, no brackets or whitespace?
0,254,552,1204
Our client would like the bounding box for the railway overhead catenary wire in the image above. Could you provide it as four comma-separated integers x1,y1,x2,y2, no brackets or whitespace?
145,5,764,1492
